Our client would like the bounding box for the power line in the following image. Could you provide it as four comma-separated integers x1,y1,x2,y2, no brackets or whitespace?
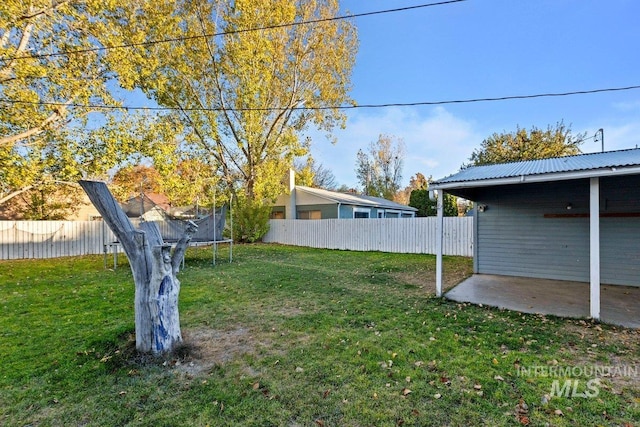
1,0,467,62
349,85,640,109
2,84,639,112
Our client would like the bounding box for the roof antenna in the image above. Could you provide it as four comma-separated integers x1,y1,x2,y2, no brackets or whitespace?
594,128,604,152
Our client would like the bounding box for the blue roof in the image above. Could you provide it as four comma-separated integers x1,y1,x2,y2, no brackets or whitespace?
432,148,640,188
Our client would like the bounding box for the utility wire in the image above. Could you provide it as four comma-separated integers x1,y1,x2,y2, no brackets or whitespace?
1,84,639,112
1,0,467,62
349,85,640,109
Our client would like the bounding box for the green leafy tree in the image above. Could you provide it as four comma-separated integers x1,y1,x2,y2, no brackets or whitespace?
19,182,84,220
105,0,357,240
409,190,458,217
231,195,272,243
467,121,585,166
395,172,428,205
0,0,167,217
356,134,405,200
408,175,458,217
110,0,357,204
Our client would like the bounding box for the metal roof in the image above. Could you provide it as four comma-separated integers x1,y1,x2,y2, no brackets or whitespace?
432,148,640,190
296,186,418,211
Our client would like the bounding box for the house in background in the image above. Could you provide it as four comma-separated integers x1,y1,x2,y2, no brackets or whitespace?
272,186,417,219
430,147,640,326
272,171,417,219
0,188,101,221
122,193,171,218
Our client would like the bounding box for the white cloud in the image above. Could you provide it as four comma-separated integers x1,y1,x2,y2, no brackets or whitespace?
579,120,640,154
307,107,482,188
598,123,640,151
612,100,640,113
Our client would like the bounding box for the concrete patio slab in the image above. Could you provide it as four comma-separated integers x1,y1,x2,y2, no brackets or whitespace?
445,274,640,329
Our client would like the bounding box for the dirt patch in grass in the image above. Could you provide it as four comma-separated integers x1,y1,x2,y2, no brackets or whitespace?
390,265,472,295
175,327,268,376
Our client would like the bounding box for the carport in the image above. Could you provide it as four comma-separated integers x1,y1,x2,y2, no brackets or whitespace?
446,274,640,328
431,148,640,327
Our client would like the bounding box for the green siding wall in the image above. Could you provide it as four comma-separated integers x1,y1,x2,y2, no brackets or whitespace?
297,204,339,219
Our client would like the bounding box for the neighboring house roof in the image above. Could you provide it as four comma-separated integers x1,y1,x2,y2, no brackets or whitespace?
432,148,640,190
122,192,171,217
296,186,418,212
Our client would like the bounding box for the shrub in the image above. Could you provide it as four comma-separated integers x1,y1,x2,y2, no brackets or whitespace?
231,196,271,243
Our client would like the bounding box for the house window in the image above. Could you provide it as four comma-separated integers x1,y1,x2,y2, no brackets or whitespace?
271,211,285,219
353,208,370,219
377,211,384,218
384,210,400,218
298,210,322,220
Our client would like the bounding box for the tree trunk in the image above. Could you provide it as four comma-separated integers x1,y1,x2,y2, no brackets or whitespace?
79,180,196,353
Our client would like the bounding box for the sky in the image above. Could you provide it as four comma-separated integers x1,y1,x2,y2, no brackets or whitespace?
305,0,640,189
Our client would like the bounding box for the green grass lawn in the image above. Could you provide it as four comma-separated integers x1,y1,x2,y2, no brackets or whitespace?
1,244,638,426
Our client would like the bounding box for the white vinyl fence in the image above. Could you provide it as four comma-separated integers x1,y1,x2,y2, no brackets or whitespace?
263,217,473,256
0,217,474,260
0,221,116,260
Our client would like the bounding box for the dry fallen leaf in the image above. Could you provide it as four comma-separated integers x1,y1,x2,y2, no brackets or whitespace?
519,415,530,425
434,393,442,399
554,409,564,416
515,399,530,425
402,388,412,396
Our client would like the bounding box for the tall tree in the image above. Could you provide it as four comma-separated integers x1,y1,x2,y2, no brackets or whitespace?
409,187,458,217
0,0,166,215
295,157,338,190
355,134,404,200
109,0,358,205
467,121,586,166
111,165,163,201
395,172,428,205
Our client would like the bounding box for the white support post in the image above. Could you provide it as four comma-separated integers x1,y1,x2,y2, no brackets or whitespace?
435,191,444,297
589,177,601,320
289,168,297,220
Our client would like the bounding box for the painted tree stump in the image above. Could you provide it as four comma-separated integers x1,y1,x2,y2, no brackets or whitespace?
80,180,196,353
